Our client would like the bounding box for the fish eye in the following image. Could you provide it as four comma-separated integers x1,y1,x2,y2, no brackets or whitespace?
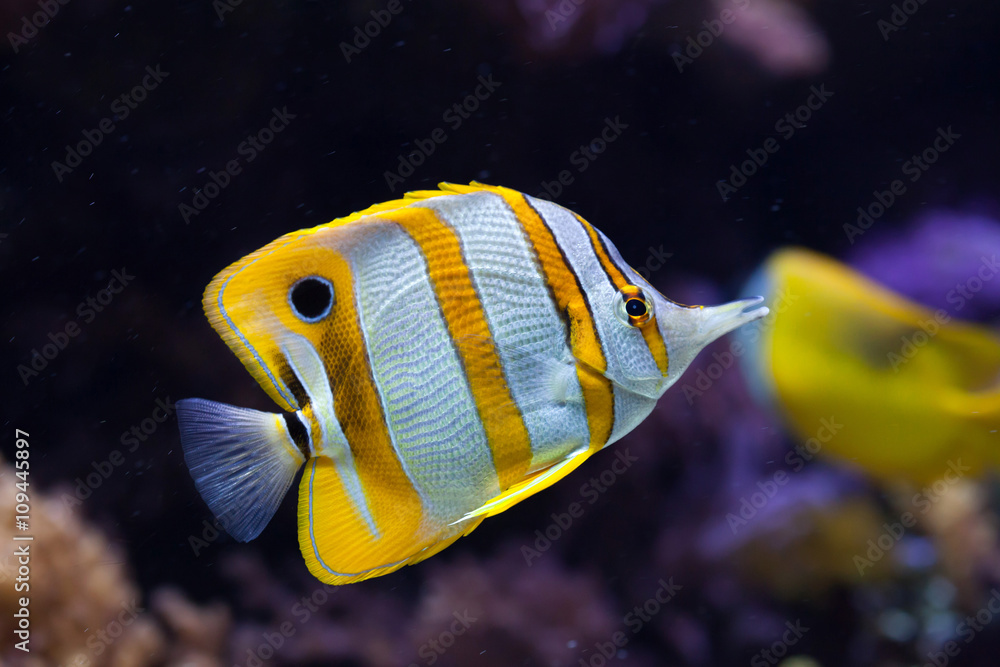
289,277,334,323
625,298,647,318
615,286,653,327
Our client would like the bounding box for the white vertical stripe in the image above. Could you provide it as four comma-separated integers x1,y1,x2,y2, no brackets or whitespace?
346,223,501,523
527,197,660,444
593,225,670,403
419,192,591,471
280,332,379,538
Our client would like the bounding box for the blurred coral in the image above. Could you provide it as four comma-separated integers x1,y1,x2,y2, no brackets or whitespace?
0,456,159,666
915,479,1000,607
410,548,623,666
710,0,829,77
716,496,900,596
464,0,663,58
0,455,229,667
221,550,412,667
850,210,1000,324
150,587,231,666
459,0,829,76
219,545,636,667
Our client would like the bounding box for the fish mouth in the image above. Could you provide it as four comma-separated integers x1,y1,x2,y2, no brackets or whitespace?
741,296,768,314
703,296,770,337
652,295,771,389
679,296,770,351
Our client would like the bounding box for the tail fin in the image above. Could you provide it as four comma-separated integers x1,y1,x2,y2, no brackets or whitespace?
177,398,306,542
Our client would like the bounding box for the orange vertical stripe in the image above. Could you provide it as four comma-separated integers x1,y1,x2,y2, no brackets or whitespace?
377,207,534,489
497,192,615,453
577,215,670,377
293,243,428,582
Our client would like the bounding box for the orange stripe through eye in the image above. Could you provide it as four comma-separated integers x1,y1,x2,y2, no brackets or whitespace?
620,285,652,326
299,244,428,581
577,215,669,377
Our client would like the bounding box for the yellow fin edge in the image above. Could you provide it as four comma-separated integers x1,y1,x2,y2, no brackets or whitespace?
457,447,595,522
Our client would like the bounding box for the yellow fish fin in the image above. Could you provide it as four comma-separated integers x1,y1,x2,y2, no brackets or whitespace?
745,247,1000,484
404,517,488,567
299,457,481,585
334,181,509,221
455,446,595,523
400,181,501,199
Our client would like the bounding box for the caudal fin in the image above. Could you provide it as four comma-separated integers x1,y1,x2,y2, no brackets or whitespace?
177,398,306,542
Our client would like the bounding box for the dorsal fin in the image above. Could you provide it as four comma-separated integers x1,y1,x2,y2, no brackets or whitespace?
328,181,508,225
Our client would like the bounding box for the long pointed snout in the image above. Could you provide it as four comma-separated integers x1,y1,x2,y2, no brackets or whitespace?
657,296,769,387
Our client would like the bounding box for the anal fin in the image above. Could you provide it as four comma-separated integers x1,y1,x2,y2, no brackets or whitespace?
452,447,594,524
404,517,487,567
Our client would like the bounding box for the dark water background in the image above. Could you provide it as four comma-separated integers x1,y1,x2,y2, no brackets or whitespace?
2,1,1000,665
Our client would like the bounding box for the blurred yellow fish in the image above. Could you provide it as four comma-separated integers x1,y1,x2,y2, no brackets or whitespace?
178,182,767,584
740,247,1000,484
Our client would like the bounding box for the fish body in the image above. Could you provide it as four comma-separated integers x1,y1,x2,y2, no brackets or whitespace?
739,247,1000,484
178,182,767,584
